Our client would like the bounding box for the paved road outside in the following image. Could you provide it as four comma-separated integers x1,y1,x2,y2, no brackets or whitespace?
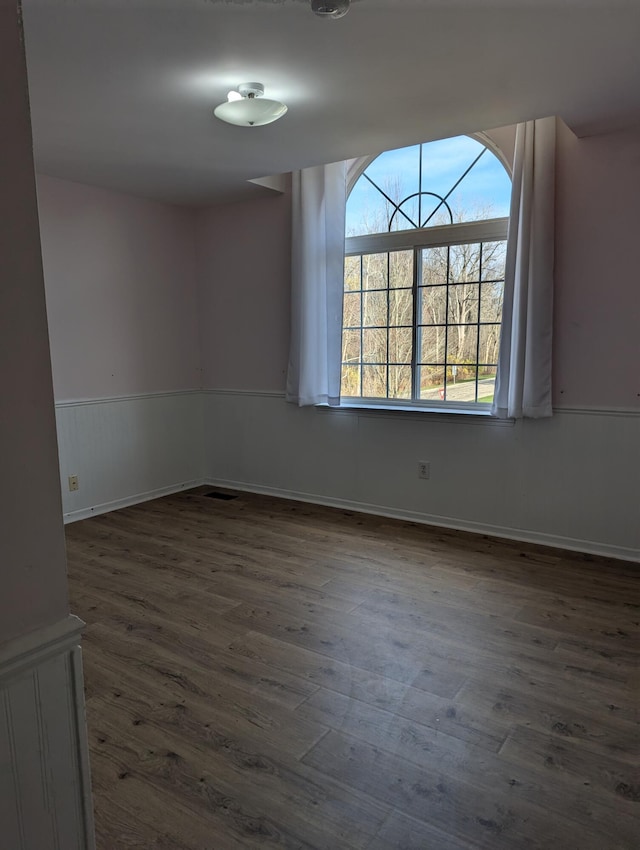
422,377,495,403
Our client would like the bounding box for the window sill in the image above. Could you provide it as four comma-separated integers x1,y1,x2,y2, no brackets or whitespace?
316,401,515,426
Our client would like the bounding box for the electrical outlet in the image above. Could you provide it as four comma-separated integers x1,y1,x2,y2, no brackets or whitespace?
68,475,79,492
417,461,430,480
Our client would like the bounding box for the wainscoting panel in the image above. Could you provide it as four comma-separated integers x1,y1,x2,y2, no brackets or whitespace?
53,388,639,560
55,391,204,522
203,390,640,561
0,616,95,850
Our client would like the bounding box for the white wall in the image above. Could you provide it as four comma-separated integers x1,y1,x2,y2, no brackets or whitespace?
0,5,94,846
37,177,203,518
37,175,200,401
0,0,69,644
194,187,291,391
554,124,640,409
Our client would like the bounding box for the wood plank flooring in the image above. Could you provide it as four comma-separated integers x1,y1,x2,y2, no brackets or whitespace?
65,489,640,850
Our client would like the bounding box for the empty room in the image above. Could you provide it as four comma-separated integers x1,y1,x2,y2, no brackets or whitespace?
1,1,638,849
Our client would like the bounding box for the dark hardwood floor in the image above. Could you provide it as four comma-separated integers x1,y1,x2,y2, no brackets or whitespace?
65,489,640,849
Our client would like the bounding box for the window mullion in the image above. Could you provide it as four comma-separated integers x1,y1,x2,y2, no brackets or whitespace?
359,255,363,396
418,144,423,228
411,248,420,402
476,242,483,403
386,253,390,399
444,247,450,402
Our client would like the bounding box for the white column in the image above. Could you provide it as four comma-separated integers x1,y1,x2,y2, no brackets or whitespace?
0,2,95,846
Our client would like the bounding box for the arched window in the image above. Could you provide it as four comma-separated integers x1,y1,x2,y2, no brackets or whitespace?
341,135,512,408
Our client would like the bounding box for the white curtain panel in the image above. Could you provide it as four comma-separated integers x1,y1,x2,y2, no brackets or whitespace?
286,161,347,406
492,116,556,419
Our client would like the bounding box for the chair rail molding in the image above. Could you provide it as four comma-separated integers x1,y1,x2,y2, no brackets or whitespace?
0,614,96,850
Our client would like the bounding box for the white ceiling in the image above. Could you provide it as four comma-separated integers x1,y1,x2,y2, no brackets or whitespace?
22,0,640,206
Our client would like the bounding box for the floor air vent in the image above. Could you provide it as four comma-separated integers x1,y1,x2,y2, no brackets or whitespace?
203,491,239,501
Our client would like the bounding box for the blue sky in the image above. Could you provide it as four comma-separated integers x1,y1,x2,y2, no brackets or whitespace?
347,135,512,235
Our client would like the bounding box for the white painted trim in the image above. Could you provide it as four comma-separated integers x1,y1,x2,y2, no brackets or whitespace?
475,130,514,178
346,217,508,256
63,479,205,524
55,388,201,409
553,406,640,418
61,388,638,419
316,403,515,426
248,174,288,194
70,646,97,850
205,477,640,564
201,389,640,418
0,615,85,680
202,388,287,398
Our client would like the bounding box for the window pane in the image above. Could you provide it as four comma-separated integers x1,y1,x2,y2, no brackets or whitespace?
479,324,501,365
389,289,413,326
363,292,388,327
389,327,412,364
343,292,361,328
347,137,511,237
344,255,361,291
361,253,388,290
422,247,448,285
390,196,420,231
362,328,387,364
389,366,412,399
346,179,397,238
420,137,511,223
389,250,413,288
362,365,387,397
420,286,447,325
446,325,478,364
355,144,421,233
445,365,477,403
345,140,510,409
481,241,507,281
419,326,445,364
477,367,497,403
342,329,361,365
341,365,361,396
449,243,481,283
480,280,504,323
447,283,479,324
418,366,445,400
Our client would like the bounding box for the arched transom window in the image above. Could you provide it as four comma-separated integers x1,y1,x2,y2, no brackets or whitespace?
342,135,512,408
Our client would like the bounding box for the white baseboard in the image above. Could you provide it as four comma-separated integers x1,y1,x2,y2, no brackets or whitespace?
205,477,640,563
62,469,639,562
0,615,95,849
63,478,205,523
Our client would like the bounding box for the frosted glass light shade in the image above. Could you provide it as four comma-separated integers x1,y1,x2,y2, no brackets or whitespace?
214,96,287,127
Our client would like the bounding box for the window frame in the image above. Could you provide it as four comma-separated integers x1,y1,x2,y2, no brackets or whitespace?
340,135,511,415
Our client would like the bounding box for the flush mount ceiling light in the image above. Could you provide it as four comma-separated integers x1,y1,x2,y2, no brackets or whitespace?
214,82,287,127
310,0,350,19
